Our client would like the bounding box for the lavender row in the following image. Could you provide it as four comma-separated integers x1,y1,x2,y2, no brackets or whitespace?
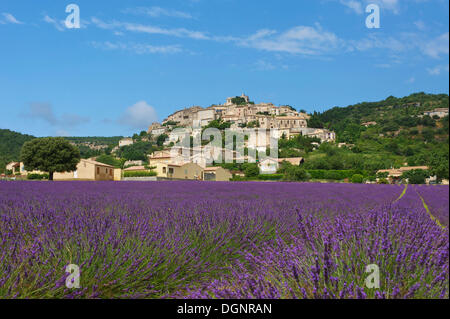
0,181,447,299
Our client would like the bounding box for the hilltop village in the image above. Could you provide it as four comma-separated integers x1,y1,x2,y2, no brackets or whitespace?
148,94,336,143
2,92,448,184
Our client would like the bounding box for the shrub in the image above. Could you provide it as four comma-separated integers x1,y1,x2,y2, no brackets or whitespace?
284,166,310,182
402,169,429,184
258,174,284,181
123,171,157,178
27,173,49,180
351,174,364,184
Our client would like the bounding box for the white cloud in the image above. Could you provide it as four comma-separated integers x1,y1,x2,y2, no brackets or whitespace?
0,13,23,24
43,15,65,31
91,17,209,40
123,7,192,19
238,25,343,55
119,101,158,129
371,0,400,13
335,0,401,14
422,32,449,59
91,41,182,54
340,0,363,14
427,64,449,75
349,33,405,52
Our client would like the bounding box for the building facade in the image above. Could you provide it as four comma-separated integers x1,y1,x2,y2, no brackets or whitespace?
53,159,115,181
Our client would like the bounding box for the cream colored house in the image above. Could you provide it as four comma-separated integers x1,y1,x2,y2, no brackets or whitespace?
113,168,122,181
6,162,22,174
155,162,203,180
203,167,232,181
376,166,430,184
6,162,44,176
423,108,449,118
53,159,115,181
149,150,175,166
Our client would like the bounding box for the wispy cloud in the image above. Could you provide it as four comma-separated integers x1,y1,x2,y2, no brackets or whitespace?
236,24,343,55
0,12,23,25
91,41,182,54
422,32,449,59
118,101,158,129
43,15,65,31
335,0,406,14
23,102,90,132
90,15,447,62
339,0,364,14
427,64,449,75
91,17,209,40
123,7,193,19
43,14,89,31
348,33,405,52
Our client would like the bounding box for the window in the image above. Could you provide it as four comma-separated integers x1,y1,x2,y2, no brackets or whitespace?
185,169,188,175
163,167,166,173
97,167,100,174
169,168,174,174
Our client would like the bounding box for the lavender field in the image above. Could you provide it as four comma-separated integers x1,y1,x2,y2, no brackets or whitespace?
0,181,448,299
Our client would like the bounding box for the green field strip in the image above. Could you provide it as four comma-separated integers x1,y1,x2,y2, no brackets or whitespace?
394,184,408,203
416,191,447,231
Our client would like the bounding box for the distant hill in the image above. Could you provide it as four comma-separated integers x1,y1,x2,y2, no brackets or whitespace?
64,136,123,146
0,130,124,170
302,92,449,178
0,129,35,168
1,92,448,179
308,92,449,137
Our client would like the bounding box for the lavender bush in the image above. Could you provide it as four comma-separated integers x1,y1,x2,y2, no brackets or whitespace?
0,181,447,299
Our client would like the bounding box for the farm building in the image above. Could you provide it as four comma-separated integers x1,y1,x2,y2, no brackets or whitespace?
6,162,45,176
53,159,115,181
203,167,232,181
156,162,204,180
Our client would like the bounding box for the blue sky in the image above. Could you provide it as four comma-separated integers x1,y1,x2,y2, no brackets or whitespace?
0,0,448,137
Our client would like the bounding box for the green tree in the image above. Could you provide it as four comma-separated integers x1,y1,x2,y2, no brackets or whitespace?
243,163,259,178
283,166,310,182
351,174,364,183
157,134,168,147
428,146,449,180
231,97,248,105
20,137,81,180
402,169,428,184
